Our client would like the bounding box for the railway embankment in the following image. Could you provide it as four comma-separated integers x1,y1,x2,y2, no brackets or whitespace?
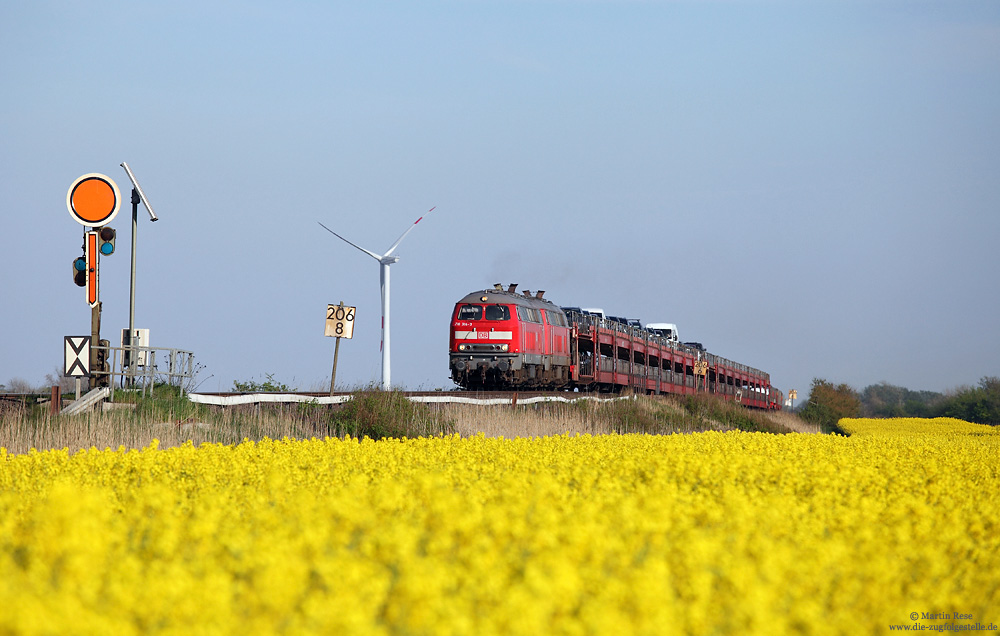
2,387,816,454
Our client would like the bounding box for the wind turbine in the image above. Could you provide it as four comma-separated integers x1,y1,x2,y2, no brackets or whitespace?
318,207,434,390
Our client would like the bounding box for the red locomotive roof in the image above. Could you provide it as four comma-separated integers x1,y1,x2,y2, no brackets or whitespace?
456,287,563,314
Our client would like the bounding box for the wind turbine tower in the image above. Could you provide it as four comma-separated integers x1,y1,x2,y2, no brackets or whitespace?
318,207,433,390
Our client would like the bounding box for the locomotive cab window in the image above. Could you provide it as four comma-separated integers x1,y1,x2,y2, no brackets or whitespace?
485,305,510,321
457,305,482,320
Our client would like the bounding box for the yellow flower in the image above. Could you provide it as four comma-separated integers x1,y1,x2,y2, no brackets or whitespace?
0,420,997,634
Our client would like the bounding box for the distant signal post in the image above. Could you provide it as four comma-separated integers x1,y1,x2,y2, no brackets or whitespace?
67,173,121,389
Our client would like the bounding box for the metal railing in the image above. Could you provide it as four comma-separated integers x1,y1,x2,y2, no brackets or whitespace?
88,344,196,398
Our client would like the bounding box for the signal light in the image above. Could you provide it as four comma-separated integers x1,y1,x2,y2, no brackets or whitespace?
99,226,116,255
73,257,87,287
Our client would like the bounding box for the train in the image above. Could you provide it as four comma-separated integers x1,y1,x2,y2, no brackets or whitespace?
448,284,783,410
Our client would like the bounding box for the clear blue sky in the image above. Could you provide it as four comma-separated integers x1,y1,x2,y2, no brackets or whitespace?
3,0,998,396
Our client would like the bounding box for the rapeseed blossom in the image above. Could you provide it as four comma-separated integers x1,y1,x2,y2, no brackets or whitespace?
0,419,997,635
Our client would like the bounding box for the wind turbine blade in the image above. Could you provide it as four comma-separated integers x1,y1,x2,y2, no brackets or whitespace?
383,206,434,258
317,221,381,261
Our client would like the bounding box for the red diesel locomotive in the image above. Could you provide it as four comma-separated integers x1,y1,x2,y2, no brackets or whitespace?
449,284,783,410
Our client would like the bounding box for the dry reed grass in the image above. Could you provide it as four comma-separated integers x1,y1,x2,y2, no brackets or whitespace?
762,409,822,434
0,395,815,454
0,405,317,455
442,396,729,437
446,403,609,438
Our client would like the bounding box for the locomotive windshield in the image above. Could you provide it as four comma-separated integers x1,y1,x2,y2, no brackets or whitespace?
457,305,482,320
485,305,510,321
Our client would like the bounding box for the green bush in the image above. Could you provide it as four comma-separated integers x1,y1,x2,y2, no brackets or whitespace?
232,374,296,393
331,387,455,439
799,379,861,433
938,377,1000,425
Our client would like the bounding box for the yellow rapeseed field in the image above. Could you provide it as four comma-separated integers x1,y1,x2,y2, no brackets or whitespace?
1,418,997,635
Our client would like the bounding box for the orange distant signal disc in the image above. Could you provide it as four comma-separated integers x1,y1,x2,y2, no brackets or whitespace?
67,173,121,227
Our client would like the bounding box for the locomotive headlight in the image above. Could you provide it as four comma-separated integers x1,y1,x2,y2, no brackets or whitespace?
458,344,467,351
500,344,509,352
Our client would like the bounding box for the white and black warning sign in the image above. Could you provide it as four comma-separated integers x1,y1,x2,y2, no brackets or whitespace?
64,336,91,377
325,304,356,339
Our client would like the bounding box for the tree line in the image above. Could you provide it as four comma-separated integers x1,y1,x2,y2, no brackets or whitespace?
797,377,1000,432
